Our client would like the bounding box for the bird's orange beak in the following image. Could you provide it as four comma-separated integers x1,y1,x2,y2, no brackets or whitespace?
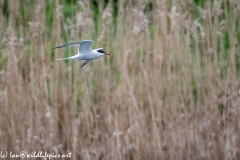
105,53,110,56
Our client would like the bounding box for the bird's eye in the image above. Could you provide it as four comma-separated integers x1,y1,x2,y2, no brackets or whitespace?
98,50,105,54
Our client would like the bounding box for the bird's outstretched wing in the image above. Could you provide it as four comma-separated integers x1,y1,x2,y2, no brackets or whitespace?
78,40,93,54
53,40,93,54
80,60,92,68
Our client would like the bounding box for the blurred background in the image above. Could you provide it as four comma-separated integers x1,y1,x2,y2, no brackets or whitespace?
0,0,240,159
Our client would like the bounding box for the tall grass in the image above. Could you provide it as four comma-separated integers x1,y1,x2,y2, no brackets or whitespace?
0,0,240,159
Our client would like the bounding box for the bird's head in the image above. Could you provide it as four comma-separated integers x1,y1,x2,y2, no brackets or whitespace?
96,48,110,56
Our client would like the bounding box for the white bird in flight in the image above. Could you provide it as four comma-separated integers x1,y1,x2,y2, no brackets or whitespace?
54,40,110,68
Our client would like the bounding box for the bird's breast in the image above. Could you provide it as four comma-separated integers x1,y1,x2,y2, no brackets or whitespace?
79,53,102,60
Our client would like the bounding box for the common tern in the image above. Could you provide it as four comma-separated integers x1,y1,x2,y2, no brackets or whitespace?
54,40,110,68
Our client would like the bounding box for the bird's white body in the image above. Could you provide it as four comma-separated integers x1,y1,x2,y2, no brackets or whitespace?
54,40,110,68
58,49,103,60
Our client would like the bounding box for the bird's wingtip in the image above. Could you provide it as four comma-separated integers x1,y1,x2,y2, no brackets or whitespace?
83,40,93,43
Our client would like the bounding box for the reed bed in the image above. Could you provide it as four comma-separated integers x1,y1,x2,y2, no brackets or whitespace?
0,0,240,159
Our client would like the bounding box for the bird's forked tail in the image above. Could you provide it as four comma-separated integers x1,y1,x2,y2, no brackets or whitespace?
56,57,72,60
